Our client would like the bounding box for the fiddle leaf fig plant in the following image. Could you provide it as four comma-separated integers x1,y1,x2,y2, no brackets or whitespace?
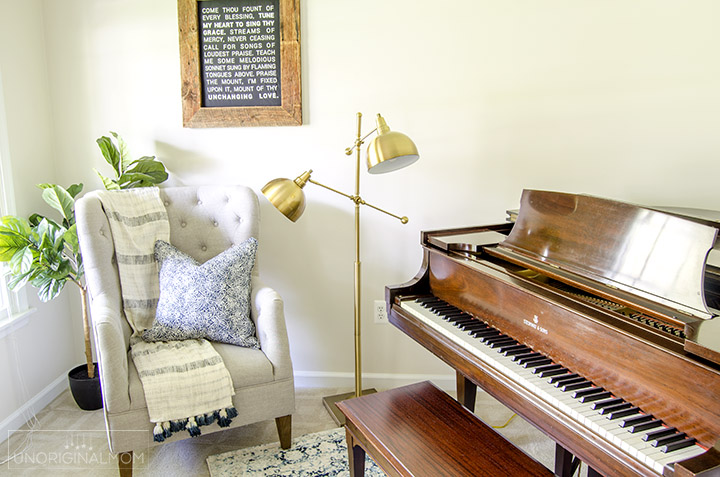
0,132,168,380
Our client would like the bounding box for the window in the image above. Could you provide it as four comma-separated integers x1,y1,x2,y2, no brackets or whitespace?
0,68,30,335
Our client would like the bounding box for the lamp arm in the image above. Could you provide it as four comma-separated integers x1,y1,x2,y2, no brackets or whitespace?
343,127,378,156
307,178,409,224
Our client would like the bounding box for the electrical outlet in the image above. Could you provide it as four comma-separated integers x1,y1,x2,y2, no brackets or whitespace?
374,300,388,324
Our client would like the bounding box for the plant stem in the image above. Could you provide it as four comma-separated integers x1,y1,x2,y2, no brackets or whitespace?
78,285,95,379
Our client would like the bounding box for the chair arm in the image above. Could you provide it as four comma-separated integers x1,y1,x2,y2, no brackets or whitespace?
89,294,131,413
251,276,293,381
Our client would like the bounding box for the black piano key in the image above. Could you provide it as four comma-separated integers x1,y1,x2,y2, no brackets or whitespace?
523,358,553,369
662,437,697,453
592,397,624,410
532,364,564,375
599,402,632,415
416,297,442,305
652,432,687,448
482,335,513,346
447,315,474,325
607,406,640,420
504,347,531,357
628,419,663,433
620,414,654,428
517,354,547,366
553,376,585,388
643,427,678,442
579,391,612,403
511,352,540,362
472,329,501,338
428,306,455,314
499,344,527,354
539,367,569,378
573,387,604,398
442,312,468,320
548,373,579,384
562,381,594,392
429,304,457,312
459,322,488,331
489,339,518,349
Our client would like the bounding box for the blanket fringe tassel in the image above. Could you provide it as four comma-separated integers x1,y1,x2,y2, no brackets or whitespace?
152,406,238,442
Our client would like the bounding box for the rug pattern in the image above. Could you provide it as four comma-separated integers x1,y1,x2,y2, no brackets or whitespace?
207,428,387,476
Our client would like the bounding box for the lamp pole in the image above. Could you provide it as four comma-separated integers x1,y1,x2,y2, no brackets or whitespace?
353,112,364,399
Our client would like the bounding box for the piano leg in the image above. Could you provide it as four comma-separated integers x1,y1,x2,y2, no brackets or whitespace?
456,371,477,412
554,444,581,477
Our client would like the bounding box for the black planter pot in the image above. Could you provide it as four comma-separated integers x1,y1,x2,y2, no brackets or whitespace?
68,363,103,411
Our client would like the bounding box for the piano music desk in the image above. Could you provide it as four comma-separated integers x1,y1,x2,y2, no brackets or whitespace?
336,381,552,477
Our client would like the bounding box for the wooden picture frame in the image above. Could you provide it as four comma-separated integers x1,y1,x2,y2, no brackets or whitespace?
177,0,301,127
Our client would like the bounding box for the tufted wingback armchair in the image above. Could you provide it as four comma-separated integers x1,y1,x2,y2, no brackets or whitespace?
75,185,295,475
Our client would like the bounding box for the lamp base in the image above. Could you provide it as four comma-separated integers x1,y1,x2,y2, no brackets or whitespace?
322,389,377,426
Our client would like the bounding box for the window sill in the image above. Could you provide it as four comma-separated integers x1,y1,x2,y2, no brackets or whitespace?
0,307,36,339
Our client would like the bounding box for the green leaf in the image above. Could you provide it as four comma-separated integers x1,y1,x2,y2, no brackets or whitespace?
0,234,27,261
28,213,45,227
41,185,75,225
0,218,30,262
0,216,31,236
96,136,121,176
122,159,168,187
94,168,120,191
10,246,33,274
66,183,84,199
110,132,133,172
64,225,79,255
35,275,64,302
7,270,31,290
117,172,156,188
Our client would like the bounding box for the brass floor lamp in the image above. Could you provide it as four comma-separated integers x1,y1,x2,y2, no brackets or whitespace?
262,112,419,425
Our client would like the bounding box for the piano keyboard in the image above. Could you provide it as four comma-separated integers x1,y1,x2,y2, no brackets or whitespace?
400,296,707,475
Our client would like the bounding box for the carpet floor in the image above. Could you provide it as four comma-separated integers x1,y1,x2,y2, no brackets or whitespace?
1,383,580,476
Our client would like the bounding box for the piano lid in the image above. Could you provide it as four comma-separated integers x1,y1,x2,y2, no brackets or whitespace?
495,190,719,320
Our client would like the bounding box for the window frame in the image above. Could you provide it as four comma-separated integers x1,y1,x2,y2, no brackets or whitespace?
0,67,32,337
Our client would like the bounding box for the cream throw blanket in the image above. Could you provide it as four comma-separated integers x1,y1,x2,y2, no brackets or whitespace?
97,188,237,442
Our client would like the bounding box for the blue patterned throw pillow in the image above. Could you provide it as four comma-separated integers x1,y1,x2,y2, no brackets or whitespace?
142,238,260,349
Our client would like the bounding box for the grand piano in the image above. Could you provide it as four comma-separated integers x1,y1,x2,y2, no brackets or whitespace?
386,189,720,476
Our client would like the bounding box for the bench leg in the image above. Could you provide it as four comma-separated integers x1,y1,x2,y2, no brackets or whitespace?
345,427,366,477
456,371,477,412
275,415,292,449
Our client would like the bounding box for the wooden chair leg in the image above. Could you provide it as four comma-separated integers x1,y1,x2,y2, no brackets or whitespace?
275,414,292,449
118,451,133,477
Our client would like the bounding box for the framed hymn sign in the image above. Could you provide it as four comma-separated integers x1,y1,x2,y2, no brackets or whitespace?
177,0,301,127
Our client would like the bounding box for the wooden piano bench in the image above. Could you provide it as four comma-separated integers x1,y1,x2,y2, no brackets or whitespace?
336,381,552,477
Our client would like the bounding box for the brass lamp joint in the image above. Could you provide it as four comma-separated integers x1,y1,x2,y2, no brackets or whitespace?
293,170,312,188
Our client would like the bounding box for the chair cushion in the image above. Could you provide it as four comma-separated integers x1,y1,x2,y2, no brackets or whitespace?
127,343,276,411
142,238,260,348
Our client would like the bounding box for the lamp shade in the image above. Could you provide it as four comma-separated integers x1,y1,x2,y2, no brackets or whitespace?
366,114,419,174
261,175,307,222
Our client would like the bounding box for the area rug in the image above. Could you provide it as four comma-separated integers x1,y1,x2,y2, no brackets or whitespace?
207,428,386,476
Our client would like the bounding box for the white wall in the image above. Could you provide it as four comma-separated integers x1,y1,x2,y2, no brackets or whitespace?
0,0,78,427
39,0,720,382
3,0,720,423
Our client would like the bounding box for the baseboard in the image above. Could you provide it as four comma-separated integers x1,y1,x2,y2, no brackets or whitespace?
293,371,455,392
0,372,68,442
